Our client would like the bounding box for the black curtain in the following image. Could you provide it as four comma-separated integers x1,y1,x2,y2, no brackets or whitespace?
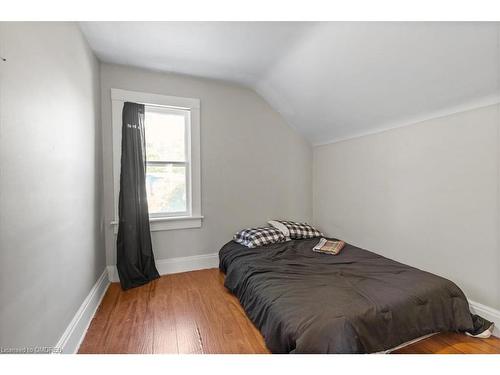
117,102,160,290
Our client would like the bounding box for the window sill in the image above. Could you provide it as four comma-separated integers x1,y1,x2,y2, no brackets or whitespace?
111,215,203,234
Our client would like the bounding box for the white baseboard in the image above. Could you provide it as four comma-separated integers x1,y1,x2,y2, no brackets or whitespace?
54,270,110,354
107,253,219,283
468,299,500,338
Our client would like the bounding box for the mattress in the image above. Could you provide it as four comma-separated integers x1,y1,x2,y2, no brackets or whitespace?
219,238,474,353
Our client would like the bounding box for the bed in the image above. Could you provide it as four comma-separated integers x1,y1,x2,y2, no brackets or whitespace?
219,237,475,353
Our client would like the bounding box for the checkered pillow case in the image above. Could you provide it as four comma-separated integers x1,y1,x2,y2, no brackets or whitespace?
233,227,286,248
273,220,323,239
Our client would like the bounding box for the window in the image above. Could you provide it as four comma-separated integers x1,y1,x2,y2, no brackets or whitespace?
145,106,189,217
111,89,202,232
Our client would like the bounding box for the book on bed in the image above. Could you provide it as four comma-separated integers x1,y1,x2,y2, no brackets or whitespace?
313,238,345,255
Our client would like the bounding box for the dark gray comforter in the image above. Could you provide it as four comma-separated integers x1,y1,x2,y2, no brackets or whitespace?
219,238,474,353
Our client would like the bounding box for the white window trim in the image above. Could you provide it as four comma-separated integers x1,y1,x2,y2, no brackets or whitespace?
110,88,202,232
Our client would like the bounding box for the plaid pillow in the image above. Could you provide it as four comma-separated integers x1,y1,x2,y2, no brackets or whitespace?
274,220,323,239
233,227,286,248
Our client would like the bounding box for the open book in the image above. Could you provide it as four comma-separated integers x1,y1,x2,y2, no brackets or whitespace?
313,238,345,255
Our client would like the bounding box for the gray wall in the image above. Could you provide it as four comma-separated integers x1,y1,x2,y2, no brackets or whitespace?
0,23,105,348
100,63,313,265
313,104,500,310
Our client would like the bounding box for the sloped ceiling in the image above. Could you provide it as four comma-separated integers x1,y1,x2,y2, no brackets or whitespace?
80,22,500,145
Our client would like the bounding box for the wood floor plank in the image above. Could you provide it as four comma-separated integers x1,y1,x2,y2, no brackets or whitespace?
150,277,178,353
223,288,269,353
480,336,500,351
197,275,261,353
79,268,500,354
393,332,500,354
106,283,154,354
126,283,154,354
416,335,463,354
101,283,154,353
436,332,500,354
170,273,205,354
78,283,121,354
393,345,433,354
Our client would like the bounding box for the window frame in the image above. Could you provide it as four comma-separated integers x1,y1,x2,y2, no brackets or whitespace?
110,88,202,232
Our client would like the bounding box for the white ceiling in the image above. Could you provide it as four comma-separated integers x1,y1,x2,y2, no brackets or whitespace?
80,22,500,145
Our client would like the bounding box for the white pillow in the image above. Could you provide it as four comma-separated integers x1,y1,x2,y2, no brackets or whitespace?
269,220,323,240
268,220,291,240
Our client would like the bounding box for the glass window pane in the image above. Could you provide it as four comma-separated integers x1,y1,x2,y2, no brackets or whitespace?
145,108,186,162
146,164,187,214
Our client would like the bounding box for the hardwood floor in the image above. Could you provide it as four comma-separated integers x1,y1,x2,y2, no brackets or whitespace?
78,268,500,354
79,269,269,354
